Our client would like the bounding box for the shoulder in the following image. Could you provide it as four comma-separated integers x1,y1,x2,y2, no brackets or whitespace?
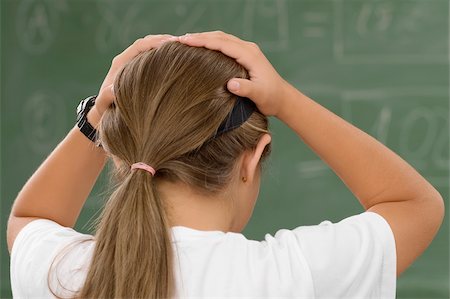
238,211,394,259
10,219,94,298
281,212,396,298
231,212,395,298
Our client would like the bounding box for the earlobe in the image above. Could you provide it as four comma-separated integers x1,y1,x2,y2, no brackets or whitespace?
241,133,272,183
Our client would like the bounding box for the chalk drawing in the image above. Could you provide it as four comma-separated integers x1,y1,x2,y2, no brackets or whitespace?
334,0,446,64
302,11,329,38
94,2,214,51
430,108,449,170
370,105,392,144
356,2,393,36
243,0,289,52
95,2,208,51
396,2,429,33
22,92,67,154
16,0,67,54
304,11,328,23
303,27,325,38
399,107,439,159
342,88,448,181
96,2,153,51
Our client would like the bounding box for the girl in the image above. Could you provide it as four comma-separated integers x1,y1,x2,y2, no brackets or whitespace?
8,32,444,298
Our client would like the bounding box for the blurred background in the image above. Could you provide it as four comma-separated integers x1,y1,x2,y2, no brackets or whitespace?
1,0,448,298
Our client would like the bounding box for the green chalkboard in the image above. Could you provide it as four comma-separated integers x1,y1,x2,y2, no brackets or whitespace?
1,0,448,298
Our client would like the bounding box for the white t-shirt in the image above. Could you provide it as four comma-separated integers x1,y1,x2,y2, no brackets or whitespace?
10,212,396,298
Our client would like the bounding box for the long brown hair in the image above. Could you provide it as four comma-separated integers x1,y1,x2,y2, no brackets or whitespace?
78,41,270,298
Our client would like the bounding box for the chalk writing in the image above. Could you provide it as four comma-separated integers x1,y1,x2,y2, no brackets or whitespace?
243,0,289,51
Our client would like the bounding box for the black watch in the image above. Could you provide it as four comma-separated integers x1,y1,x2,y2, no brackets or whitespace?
76,95,98,143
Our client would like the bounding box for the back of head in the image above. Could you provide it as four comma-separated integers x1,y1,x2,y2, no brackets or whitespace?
79,42,270,298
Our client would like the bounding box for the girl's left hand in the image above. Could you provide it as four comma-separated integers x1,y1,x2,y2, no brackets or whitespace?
178,31,289,117
93,34,179,118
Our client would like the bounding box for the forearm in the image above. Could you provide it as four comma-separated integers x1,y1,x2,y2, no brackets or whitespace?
278,83,439,208
11,109,107,227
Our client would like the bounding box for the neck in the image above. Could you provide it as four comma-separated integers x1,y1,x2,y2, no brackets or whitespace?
158,180,236,232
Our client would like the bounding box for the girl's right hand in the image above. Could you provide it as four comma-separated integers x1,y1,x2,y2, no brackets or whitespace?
88,34,179,127
179,31,291,117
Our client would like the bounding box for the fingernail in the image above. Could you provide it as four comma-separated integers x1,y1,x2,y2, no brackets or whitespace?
228,80,240,91
161,36,179,44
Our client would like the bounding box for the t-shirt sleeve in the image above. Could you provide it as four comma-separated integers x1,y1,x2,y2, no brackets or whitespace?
10,219,93,298
288,211,396,299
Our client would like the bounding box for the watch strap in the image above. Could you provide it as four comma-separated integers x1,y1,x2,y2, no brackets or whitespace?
77,115,98,142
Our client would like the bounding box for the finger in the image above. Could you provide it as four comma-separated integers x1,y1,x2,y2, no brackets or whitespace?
144,34,174,39
181,31,243,44
179,32,243,56
227,78,258,100
179,32,256,70
124,35,178,57
95,84,116,115
116,35,178,64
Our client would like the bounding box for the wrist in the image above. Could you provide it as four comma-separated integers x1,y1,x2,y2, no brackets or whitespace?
275,81,304,120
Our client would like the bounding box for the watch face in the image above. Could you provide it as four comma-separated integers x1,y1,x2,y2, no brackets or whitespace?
76,96,96,122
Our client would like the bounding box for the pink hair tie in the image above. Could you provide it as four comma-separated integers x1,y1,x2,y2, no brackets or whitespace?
131,162,156,176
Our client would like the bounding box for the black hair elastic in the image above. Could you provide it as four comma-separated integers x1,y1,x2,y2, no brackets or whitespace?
215,97,257,136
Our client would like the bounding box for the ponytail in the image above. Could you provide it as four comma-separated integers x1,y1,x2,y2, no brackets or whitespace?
78,169,173,298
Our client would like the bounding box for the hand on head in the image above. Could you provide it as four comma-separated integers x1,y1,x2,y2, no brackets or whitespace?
94,34,179,117
178,31,289,117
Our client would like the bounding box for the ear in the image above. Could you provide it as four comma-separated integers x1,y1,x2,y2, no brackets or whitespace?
241,133,272,183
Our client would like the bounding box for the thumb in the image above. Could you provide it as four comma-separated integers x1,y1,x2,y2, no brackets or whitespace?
95,84,116,115
227,78,256,99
